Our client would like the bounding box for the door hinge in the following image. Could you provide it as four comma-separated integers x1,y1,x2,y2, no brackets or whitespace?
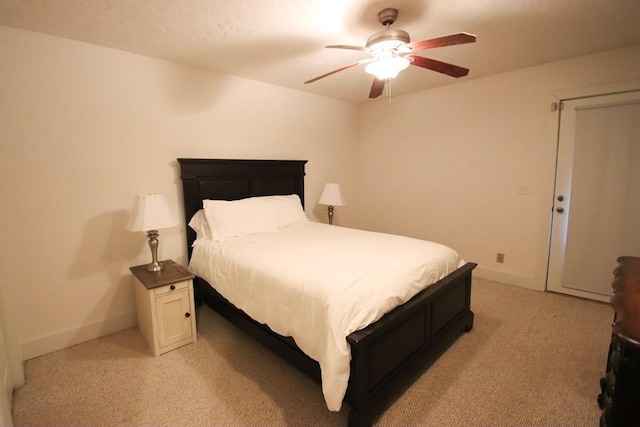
550,101,564,112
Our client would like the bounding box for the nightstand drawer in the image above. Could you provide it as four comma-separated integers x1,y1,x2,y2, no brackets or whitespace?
154,280,189,296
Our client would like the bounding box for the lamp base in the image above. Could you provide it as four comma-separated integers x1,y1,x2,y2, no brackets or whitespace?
145,230,164,272
146,261,164,272
327,205,334,225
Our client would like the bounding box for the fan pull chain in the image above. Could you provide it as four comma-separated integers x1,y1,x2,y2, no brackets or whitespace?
387,79,392,103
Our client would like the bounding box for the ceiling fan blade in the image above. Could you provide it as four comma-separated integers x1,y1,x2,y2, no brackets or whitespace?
305,58,375,84
409,55,470,78
408,32,476,52
304,62,362,84
369,78,386,99
326,44,368,51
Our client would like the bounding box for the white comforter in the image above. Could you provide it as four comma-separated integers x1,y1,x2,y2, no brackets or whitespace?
189,222,463,411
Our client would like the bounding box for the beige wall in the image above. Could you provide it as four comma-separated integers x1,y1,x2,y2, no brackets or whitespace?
0,26,360,359
1,23,639,361
357,44,640,291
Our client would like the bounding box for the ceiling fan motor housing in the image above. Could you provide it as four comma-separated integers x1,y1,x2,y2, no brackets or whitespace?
366,29,410,49
366,8,410,50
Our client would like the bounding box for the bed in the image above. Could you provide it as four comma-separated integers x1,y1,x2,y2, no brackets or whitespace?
178,158,476,426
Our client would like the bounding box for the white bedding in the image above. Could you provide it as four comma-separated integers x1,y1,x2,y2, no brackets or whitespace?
189,221,463,411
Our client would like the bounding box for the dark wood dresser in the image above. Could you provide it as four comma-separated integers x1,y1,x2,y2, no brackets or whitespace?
598,256,640,427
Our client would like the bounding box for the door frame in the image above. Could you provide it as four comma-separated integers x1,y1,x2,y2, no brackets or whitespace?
545,80,640,300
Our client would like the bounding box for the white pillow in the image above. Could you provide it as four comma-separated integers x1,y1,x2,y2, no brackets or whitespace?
187,209,212,241
201,195,308,241
261,194,308,229
203,198,277,241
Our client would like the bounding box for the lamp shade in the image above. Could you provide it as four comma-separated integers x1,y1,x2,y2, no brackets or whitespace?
319,183,346,207
130,193,178,231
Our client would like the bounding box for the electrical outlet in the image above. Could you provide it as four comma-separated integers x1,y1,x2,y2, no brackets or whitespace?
496,253,505,263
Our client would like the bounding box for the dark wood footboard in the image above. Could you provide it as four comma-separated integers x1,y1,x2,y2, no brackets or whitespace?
194,262,476,426
345,262,475,426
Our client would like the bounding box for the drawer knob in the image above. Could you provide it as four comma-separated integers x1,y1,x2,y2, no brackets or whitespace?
170,285,176,291
185,312,191,318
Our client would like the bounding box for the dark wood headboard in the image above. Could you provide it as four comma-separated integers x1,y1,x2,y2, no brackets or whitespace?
177,158,308,257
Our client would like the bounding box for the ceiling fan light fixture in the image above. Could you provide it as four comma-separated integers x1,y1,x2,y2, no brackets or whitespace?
364,55,410,80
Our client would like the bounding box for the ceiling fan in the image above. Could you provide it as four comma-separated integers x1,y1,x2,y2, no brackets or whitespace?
305,8,476,99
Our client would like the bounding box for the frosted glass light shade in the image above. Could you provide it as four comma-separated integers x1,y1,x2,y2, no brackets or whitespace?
365,56,410,80
130,193,178,231
319,183,346,207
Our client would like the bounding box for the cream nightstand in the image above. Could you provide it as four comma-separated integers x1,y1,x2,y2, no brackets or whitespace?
130,259,197,356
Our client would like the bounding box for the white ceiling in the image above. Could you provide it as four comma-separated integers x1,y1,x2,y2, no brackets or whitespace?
2,0,640,103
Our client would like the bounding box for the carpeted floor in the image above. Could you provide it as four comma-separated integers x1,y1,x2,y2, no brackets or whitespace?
12,279,613,426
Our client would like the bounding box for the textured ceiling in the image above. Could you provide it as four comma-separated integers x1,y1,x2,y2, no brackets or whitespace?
1,0,640,103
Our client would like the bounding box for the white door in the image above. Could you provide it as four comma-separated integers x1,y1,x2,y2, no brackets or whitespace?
547,90,640,302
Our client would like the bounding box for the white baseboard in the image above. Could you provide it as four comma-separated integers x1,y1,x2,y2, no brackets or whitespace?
21,311,137,360
473,266,544,292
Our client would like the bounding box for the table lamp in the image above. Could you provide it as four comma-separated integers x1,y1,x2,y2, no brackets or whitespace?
130,193,178,272
318,183,346,225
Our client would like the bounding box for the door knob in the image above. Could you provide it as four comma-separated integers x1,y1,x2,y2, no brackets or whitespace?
556,207,565,214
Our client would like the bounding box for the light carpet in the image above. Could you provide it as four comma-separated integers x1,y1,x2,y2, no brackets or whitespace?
12,279,613,426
